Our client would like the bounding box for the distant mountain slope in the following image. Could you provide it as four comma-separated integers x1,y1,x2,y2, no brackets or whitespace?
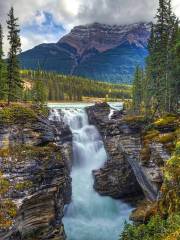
20,22,151,83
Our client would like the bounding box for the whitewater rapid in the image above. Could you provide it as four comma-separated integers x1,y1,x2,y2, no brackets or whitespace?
49,104,132,240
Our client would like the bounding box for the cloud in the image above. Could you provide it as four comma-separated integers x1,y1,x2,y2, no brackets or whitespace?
77,0,158,26
0,0,179,55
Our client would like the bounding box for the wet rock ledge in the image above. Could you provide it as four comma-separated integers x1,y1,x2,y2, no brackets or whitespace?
0,105,72,240
86,103,169,202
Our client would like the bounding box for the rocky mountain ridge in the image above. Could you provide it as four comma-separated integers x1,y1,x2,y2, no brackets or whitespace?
20,22,150,83
59,22,151,55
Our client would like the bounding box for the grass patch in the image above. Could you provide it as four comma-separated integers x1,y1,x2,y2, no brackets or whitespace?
0,104,38,125
15,180,33,191
154,116,177,127
157,133,176,144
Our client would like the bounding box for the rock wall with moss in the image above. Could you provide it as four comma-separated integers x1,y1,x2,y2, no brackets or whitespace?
0,104,72,240
87,103,180,240
86,103,173,201
118,113,180,240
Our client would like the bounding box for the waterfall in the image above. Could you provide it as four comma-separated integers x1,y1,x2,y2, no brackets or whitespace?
49,104,132,240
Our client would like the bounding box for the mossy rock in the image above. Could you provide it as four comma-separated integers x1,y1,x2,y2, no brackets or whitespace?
157,133,177,144
144,130,160,141
165,142,176,154
3,144,62,163
3,199,17,218
15,180,33,191
0,199,17,229
0,148,10,158
0,177,10,195
0,104,38,125
154,116,177,128
130,201,158,223
123,115,146,123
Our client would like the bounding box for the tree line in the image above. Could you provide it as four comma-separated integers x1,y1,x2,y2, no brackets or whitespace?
132,0,180,116
20,70,131,102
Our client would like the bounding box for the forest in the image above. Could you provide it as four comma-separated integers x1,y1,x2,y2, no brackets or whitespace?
119,0,180,239
20,70,132,103
132,0,180,116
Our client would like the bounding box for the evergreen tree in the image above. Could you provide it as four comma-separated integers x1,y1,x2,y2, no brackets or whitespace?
170,26,180,111
0,24,7,100
6,7,22,104
132,66,143,113
144,0,178,114
32,71,48,104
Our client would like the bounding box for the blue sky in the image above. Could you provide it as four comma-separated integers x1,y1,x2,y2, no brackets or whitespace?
21,11,66,49
22,12,65,37
0,0,180,54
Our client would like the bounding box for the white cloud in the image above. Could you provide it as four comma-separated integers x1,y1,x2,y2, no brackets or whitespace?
0,0,180,55
173,0,180,17
21,33,60,52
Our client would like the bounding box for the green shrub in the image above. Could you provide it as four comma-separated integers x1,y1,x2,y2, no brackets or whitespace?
119,214,180,240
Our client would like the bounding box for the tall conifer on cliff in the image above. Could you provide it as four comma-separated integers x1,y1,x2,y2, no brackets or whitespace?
0,24,7,100
7,7,22,104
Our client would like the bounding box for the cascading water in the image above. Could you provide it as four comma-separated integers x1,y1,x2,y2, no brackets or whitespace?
49,104,132,240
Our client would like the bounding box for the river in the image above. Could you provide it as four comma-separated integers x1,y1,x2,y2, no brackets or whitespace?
49,103,132,240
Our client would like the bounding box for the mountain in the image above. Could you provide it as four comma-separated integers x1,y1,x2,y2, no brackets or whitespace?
20,22,151,83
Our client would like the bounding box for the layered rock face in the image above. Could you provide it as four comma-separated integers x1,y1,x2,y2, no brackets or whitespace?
0,107,72,240
86,103,169,201
20,22,150,83
59,22,150,55
86,103,143,199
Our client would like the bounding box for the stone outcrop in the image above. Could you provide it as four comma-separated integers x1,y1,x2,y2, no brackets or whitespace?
59,22,151,55
0,106,72,240
86,103,143,200
86,103,170,201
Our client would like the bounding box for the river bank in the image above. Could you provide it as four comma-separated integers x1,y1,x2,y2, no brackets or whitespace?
0,102,178,239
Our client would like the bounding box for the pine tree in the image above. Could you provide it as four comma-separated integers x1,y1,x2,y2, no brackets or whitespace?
171,26,180,112
164,0,178,112
32,70,48,104
145,0,178,114
145,24,158,111
0,24,7,100
6,7,22,104
132,66,143,113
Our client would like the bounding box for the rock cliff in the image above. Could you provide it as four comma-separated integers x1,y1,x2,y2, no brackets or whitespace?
59,22,150,55
86,103,169,201
0,105,72,240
